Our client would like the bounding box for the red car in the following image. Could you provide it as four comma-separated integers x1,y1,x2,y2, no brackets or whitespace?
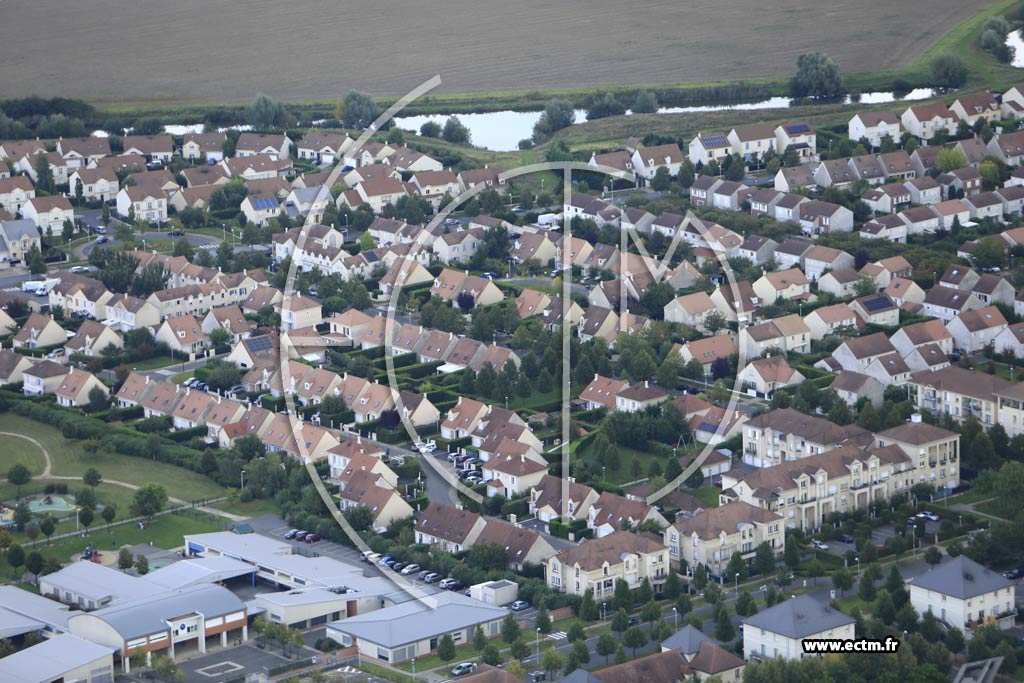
304,533,321,543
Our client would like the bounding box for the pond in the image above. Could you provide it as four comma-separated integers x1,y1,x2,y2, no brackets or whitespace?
392,89,937,151
87,88,940,152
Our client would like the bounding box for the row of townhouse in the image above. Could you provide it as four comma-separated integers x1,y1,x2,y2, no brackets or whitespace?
725,416,960,530
688,121,818,166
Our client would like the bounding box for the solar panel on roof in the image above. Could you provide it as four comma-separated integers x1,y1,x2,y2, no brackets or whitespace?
252,197,278,210
786,123,812,134
247,335,273,352
862,297,891,312
363,252,379,262
703,135,728,146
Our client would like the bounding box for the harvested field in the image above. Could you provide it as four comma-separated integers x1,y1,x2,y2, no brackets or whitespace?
0,0,995,105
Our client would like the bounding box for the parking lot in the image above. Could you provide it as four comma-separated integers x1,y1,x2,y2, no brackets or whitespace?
175,644,291,683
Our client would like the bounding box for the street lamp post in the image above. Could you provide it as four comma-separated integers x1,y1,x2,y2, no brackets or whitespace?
672,606,678,627
855,557,860,578
536,627,541,662
602,602,607,621
240,470,246,491
412,658,416,679
735,573,740,597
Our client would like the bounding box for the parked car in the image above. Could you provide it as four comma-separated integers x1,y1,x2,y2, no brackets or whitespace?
400,563,420,575
627,616,639,626
360,550,378,562
529,670,546,682
423,572,442,583
304,533,321,543
439,578,459,589
810,540,829,551
95,236,108,244
168,228,184,236
836,534,855,544
392,562,405,572
417,570,431,581
284,529,299,539
509,600,529,611
917,511,940,522
1003,568,1024,580
294,531,309,541
451,663,478,677
70,266,91,274
378,555,395,567
444,580,465,591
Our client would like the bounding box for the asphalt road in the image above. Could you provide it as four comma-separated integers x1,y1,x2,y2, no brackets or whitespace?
72,208,222,259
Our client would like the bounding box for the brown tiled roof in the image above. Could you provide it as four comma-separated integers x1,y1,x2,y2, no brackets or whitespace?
672,501,780,540
554,530,664,570
416,501,482,544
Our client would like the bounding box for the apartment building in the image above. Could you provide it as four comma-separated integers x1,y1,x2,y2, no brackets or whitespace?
546,531,669,598
740,408,872,468
663,502,784,574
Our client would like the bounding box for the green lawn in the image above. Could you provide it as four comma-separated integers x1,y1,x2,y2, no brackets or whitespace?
124,354,179,371
689,487,722,508
575,438,664,485
974,499,1010,520
209,498,280,518
0,414,226,502
0,434,47,476
0,511,223,577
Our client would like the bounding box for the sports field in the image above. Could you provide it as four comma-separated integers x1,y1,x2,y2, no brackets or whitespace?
0,0,995,104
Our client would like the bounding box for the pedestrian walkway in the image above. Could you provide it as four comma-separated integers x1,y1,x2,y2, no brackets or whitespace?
547,630,568,641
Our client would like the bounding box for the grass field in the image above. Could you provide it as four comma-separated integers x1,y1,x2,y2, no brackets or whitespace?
0,413,226,502
0,511,223,577
0,434,48,477
0,0,995,105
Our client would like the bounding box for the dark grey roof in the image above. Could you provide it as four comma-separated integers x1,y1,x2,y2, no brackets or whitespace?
742,594,854,638
1,219,40,242
327,590,507,648
68,584,245,639
908,555,1013,599
660,624,715,655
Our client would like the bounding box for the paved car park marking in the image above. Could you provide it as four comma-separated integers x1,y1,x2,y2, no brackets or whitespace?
195,661,244,677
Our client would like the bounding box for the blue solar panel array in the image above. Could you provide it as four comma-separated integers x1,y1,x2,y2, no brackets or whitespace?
703,134,728,146
252,197,278,211
786,123,812,134
247,335,274,352
862,297,891,312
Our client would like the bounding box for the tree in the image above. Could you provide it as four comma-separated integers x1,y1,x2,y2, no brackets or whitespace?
612,577,632,610
937,147,969,172
930,54,968,89
875,590,896,624
895,602,919,632
79,507,94,534
132,482,168,518
693,564,709,590
501,612,520,643
343,506,373,532
790,52,845,99
7,464,31,497
611,608,629,635
832,566,853,597
24,550,44,583
663,571,683,600
641,599,661,625
971,236,1007,271
437,633,456,661
118,546,134,569
208,326,232,351
784,538,801,570
172,237,194,259
39,516,55,544
753,542,775,576
736,590,758,616
578,588,599,622
130,262,170,297
420,121,442,138
542,647,563,678
535,603,551,633
587,92,626,120
596,632,617,663
152,654,183,682
441,116,471,145
533,99,575,141
472,625,487,652
633,90,659,114
248,94,285,128
102,503,117,530
6,544,24,578
924,546,943,566
623,625,648,655
135,554,150,575
725,551,746,583
342,90,378,129
26,246,46,275
714,606,736,641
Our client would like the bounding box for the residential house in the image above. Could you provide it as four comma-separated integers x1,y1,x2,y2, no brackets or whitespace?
21,196,73,233
738,356,805,397
848,111,902,147
908,555,1016,634
831,370,885,408
743,594,855,660
182,132,227,162
155,315,207,360
902,103,958,140
12,313,65,349
946,305,1008,353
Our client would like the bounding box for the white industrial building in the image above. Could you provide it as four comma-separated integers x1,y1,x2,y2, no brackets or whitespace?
0,633,115,683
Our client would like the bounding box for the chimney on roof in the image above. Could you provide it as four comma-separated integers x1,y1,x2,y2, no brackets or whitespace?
910,413,922,424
